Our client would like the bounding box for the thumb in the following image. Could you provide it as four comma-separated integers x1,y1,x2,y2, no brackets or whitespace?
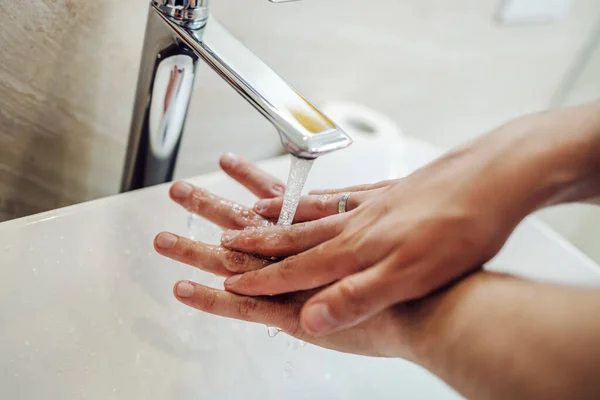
300,262,425,336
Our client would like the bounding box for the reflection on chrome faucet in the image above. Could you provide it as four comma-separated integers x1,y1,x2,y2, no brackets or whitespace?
121,0,352,191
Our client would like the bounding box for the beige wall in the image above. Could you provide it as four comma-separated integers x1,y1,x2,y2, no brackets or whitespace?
2,1,600,257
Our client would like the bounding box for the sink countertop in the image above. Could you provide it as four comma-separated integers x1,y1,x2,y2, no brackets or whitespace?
0,133,599,400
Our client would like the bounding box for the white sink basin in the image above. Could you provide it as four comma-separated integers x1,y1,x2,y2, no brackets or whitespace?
1,109,599,399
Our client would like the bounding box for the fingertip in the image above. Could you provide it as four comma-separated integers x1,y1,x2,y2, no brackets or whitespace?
170,181,193,201
219,152,239,170
174,280,196,299
155,232,178,250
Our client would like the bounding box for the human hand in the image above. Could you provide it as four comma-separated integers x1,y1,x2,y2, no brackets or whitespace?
153,154,423,359
219,113,594,336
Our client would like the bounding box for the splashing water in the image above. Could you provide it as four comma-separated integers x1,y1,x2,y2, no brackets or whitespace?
277,156,314,226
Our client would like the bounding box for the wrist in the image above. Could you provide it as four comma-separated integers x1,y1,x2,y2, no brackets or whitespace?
468,103,600,220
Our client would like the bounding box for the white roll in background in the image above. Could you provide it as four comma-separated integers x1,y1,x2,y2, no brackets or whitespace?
304,102,409,190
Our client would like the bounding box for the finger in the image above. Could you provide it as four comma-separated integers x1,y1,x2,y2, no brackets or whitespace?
169,181,270,230
253,192,366,222
154,232,271,277
173,280,305,337
221,215,345,257
223,223,397,296
309,179,396,195
300,258,436,336
224,226,407,296
220,153,286,199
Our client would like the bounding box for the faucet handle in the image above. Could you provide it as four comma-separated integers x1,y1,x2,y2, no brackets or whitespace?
152,0,210,26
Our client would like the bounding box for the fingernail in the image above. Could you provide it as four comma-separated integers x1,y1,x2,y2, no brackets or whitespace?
224,274,242,286
254,199,271,213
304,303,337,334
176,281,195,298
156,232,178,249
221,230,240,244
171,181,193,199
273,184,285,196
220,153,238,168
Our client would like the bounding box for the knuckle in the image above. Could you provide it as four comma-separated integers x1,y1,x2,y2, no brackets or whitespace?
335,278,369,317
236,297,259,319
224,251,250,273
292,224,312,247
198,288,218,312
182,246,197,261
277,256,298,280
282,315,304,338
316,195,332,212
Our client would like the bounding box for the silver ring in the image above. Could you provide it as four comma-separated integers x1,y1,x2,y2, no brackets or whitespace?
338,193,351,214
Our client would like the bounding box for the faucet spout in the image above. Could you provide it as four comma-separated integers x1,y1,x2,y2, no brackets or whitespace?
121,2,351,192
164,15,352,159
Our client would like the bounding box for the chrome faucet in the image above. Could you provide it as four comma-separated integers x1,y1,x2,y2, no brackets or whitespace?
121,0,352,191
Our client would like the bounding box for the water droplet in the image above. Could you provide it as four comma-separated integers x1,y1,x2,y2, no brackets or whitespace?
32,268,38,276
124,249,131,256
324,373,332,381
68,327,75,335
24,340,30,346
283,362,293,379
118,318,123,326
13,373,19,378
267,326,282,338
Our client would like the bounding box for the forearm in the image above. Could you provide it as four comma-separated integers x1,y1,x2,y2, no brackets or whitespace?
489,102,600,210
412,273,600,399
